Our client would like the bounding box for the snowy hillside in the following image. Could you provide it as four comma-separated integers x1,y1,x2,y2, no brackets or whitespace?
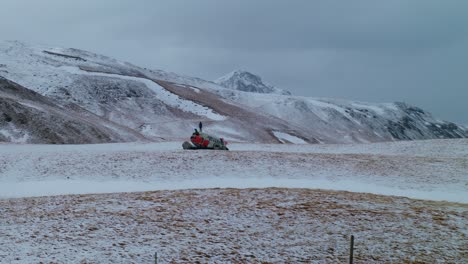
0,77,144,143
0,40,466,144
0,41,300,143
215,70,291,95
215,89,468,143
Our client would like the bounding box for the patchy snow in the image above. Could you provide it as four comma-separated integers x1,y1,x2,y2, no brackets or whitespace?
272,131,308,144
0,125,29,143
60,66,226,121
0,189,466,263
190,87,201,93
309,99,349,117
351,102,390,115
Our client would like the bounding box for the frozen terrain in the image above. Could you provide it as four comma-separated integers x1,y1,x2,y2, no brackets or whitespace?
0,139,467,203
1,138,467,203
1,189,466,263
0,139,467,262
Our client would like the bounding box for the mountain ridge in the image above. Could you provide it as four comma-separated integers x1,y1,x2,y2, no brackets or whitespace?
0,41,466,144
215,70,291,95
0,76,146,143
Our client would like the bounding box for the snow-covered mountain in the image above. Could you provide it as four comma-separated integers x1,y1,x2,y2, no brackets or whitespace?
215,70,291,95
0,41,301,143
214,90,467,143
0,76,145,143
0,41,466,144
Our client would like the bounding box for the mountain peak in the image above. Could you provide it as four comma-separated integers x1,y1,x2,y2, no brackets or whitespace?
215,70,291,95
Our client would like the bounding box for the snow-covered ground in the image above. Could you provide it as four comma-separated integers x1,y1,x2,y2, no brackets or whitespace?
0,139,467,263
1,189,466,263
0,139,467,202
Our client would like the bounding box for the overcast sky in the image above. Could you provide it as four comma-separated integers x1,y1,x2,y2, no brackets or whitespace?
1,0,467,124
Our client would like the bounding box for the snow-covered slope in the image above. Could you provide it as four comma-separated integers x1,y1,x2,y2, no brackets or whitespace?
0,77,145,144
0,40,466,144
215,70,291,95
0,41,302,143
215,89,467,143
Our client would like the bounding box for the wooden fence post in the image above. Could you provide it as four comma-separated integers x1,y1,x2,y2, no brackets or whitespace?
349,235,354,264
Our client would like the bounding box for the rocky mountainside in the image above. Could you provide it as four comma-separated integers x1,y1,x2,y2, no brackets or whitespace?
0,41,300,144
213,89,467,143
0,41,466,144
0,77,145,143
215,70,291,95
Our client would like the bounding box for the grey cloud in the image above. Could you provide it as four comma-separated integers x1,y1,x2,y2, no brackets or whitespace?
0,0,467,124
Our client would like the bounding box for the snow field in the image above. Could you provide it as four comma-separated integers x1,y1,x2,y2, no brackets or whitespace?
0,138,466,263
0,189,466,263
0,139,467,202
